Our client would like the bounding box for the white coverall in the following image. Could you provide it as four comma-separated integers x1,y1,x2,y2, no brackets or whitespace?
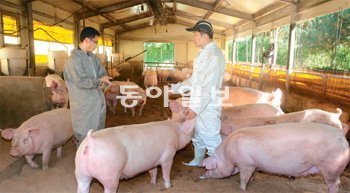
63,48,107,144
172,41,225,156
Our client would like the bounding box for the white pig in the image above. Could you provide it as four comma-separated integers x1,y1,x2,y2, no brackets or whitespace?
75,100,195,193
143,69,158,89
222,87,282,109
202,122,350,193
45,74,69,108
1,108,73,170
221,108,344,136
104,81,147,116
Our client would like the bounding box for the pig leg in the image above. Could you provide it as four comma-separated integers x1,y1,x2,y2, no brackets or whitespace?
131,108,136,116
25,155,39,169
112,100,118,114
56,146,62,158
148,167,158,184
239,166,256,191
42,148,53,170
76,173,93,193
319,168,341,193
138,103,145,116
161,159,174,189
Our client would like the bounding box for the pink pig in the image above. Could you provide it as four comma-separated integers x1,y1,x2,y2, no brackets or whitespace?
221,108,345,136
75,100,195,193
1,108,73,170
222,87,282,109
202,122,350,193
45,74,69,108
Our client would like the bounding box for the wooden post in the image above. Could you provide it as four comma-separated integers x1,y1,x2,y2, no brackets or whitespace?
0,15,4,48
74,15,80,48
24,1,35,76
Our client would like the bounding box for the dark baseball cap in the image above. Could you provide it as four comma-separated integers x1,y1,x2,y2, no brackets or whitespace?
186,20,213,36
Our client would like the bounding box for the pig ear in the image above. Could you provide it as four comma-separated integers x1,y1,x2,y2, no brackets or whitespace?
28,128,40,136
201,157,217,170
169,100,180,113
51,81,58,90
179,118,195,134
1,128,15,140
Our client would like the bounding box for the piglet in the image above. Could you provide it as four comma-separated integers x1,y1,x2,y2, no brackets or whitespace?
1,108,73,170
202,122,350,193
75,100,195,193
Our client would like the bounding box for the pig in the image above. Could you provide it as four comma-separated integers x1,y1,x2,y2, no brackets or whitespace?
201,122,350,193
104,81,147,116
157,69,171,83
75,100,195,193
169,69,191,83
143,69,158,89
221,108,344,136
221,103,284,120
221,103,284,137
104,81,122,114
45,74,69,108
222,87,282,109
0,108,73,170
122,82,147,116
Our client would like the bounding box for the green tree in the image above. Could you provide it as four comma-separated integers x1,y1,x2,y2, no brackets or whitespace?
296,8,350,70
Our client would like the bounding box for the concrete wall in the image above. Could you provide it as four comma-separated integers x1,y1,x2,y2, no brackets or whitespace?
118,23,224,66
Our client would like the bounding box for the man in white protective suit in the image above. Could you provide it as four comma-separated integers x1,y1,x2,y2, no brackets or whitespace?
170,21,226,167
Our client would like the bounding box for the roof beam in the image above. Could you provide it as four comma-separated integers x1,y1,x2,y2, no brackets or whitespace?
173,0,177,23
117,17,176,34
101,12,152,29
277,0,298,4
203,0,225,20
176,0,253,21
72,0,129,30
148,0,167,25
78,0,145,19
253,1,288,19
175,10,231,28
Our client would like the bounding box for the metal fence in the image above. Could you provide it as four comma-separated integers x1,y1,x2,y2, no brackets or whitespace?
229,63,350,106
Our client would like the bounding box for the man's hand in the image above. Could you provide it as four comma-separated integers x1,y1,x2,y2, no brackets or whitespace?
100,76,113,86
184,107,197,120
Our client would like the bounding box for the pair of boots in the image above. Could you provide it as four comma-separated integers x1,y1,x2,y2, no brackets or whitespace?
183,148,206,167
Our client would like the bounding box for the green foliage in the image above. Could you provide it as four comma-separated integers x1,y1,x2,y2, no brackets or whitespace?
237,37,252,62
295,8,350,70
277,25,289,66
255,32,271,64
144,42,174,64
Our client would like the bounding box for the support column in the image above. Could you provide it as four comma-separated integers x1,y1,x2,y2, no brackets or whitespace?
114,31,119,53
0,15,4,47
272,28,279,67
24,1,35,76
286,5,297,93
74,15,80,48
231,28,237,85
250,22,257,88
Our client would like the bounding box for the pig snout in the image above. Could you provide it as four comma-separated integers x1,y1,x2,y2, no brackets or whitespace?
10,148,20,157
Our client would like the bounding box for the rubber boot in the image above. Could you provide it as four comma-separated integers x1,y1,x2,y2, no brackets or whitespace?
182,148,206,167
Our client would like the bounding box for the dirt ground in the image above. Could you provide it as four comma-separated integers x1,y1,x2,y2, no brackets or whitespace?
1,90,350,193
